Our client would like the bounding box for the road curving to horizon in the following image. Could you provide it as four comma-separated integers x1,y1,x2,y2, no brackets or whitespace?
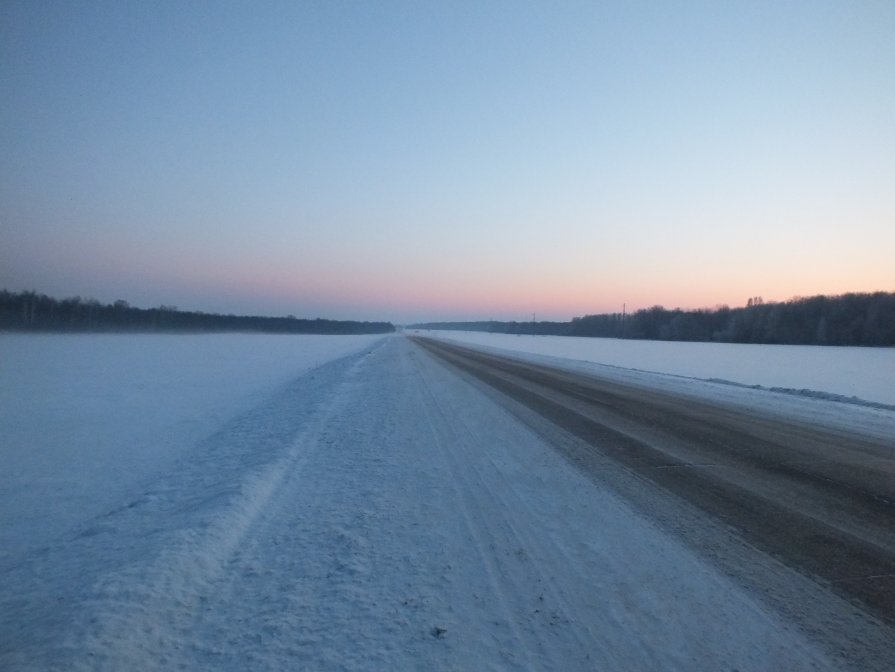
411,336,895,632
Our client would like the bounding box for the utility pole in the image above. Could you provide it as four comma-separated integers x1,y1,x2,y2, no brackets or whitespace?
621,303,626,339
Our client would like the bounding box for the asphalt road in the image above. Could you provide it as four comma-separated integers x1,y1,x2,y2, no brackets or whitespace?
412,336,895,634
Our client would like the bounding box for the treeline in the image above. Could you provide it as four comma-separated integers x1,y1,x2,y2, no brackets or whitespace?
411,292,895,346
0,290,395,335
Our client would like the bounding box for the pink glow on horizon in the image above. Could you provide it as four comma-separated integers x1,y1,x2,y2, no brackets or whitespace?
153,255,895,323
3,3,893,325
30,223,891,323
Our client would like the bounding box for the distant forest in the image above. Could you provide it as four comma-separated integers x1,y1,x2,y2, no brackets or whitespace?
412,292,895,347
0,290,395,335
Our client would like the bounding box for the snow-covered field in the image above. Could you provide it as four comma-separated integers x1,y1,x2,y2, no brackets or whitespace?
1,333,891,670
0,333,385,561
417,330,895,406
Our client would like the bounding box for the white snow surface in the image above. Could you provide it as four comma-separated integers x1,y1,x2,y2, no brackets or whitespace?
0,333,880,670
0,332,385,560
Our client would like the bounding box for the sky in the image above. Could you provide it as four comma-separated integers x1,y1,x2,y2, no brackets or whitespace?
1,1,893,324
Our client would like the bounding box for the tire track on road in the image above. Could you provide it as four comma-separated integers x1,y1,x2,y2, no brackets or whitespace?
414,360,544,670
414,360,616,662
412,337,895,630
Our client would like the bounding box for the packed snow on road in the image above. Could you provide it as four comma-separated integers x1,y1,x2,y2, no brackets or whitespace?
2,332,892,670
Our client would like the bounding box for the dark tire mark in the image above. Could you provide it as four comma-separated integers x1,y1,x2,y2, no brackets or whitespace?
411,337,895,628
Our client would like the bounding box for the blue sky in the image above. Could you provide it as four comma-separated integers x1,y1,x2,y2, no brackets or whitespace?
2,1,893,322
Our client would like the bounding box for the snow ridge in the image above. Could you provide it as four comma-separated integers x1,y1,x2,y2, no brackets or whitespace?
45,348,375,670
705,378,895,411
